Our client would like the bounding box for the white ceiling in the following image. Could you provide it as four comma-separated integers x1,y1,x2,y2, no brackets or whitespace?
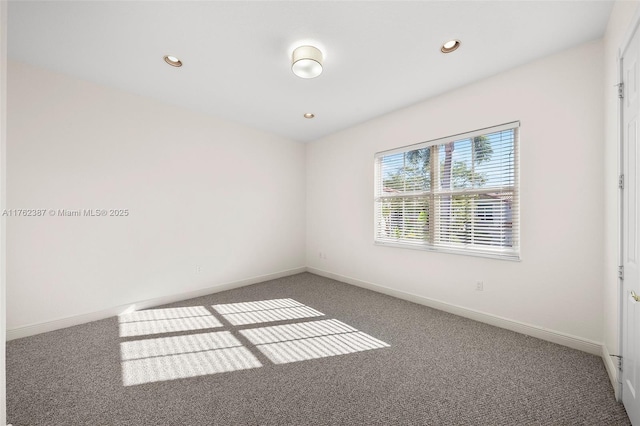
8,1,613,143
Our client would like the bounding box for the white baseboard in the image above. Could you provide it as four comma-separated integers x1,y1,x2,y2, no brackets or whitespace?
307,267,602,356
6,267,306,341
601,344,621,401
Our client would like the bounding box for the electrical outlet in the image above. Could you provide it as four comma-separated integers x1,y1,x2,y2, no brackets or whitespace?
195,264,202,274
476,281,484,291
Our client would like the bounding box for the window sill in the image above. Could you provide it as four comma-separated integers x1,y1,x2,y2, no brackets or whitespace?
373,240,521,262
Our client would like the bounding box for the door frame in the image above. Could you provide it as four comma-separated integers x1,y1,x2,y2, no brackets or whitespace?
619,5,640,404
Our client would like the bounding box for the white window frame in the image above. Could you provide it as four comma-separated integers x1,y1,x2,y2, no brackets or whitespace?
374,121,520,261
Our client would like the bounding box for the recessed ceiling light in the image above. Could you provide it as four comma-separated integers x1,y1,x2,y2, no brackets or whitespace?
441,40,461,54
303,113,315,119
292,46,323,79
164,55,182,67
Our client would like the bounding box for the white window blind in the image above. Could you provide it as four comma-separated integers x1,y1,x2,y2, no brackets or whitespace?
374,122,519,260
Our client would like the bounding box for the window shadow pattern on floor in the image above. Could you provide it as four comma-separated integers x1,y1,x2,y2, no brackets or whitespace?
118,298,389,386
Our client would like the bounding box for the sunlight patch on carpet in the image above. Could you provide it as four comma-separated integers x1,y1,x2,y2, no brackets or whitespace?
121,331,261,386
212,298,302,314
119,315,223,337
121,331,243,360
211,298,324,325
239,319,357,344
118,307,223,337
241,320,390,364
119,306,212,323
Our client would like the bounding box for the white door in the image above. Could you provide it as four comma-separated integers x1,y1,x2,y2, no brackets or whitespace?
623,20,640,425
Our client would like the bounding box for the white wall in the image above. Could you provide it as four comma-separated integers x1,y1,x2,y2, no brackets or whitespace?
1,0,7,423
603,0,640,383
306,41,604,343
6,60,306,331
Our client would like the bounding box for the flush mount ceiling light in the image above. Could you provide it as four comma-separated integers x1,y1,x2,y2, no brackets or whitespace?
292,45,323,78
303,113,315,119
163,55,182,67
441,40,461,54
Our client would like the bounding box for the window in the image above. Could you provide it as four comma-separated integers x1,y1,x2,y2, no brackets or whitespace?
374,122,519,260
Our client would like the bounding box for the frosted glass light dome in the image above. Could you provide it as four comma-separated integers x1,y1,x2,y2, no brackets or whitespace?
292,45,323,79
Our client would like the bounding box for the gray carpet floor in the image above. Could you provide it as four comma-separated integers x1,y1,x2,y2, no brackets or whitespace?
6,272,630,425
